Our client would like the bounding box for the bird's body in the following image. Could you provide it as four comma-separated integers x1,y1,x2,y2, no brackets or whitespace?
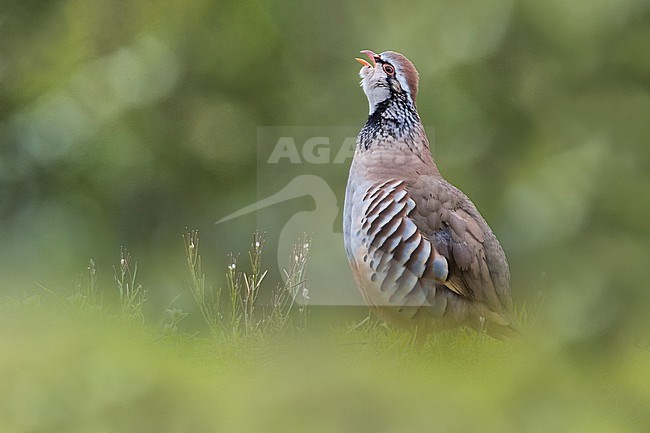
344,50,516,338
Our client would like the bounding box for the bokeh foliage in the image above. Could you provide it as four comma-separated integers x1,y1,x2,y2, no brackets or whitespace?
0,0,649,430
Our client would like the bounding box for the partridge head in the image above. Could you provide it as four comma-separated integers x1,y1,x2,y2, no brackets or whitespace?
343,50,517,339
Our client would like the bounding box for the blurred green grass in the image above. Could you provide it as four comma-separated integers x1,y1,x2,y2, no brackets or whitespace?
0,233,648,432
1,299,648,433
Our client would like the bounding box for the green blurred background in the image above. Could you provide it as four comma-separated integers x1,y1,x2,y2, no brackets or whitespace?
2,0,648,335
1,0,650,431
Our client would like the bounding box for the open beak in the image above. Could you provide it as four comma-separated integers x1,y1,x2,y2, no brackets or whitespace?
355,50,377,68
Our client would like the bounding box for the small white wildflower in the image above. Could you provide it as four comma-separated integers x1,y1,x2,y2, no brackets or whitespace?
120,258,126,267
229,263,236,271
302,287,310,301
189,242,195,250
294,255,299,262
303,243,309,249
255,241,260,248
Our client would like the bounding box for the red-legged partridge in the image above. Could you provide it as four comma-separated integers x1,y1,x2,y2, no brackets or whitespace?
344,50,517,339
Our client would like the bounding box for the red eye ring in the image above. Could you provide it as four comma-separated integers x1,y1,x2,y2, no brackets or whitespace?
383,64,395,76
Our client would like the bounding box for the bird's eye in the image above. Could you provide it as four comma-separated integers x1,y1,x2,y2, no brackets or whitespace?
383,64,395,76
